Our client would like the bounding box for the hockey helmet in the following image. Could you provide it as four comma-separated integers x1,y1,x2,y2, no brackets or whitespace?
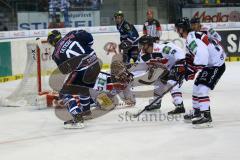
114,10,124,18
47,30,62,46
138,35,154,46
175,17,191,31
190,17,200,24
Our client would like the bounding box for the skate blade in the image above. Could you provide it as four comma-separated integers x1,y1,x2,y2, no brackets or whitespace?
64,123,85,129
193,122,213,129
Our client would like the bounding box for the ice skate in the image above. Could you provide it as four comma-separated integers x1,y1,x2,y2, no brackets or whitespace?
146,101,161,111
82,110,93,120
192,110,213,128
64,113,84,129
183,108,201,123
168,103,185,115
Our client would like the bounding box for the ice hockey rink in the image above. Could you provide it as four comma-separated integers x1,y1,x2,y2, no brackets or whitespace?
0,62,239,160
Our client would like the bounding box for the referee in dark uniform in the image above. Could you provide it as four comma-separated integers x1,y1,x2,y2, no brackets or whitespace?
143,9,162,42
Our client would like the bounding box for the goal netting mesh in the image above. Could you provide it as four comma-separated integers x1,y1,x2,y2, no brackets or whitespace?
0,40,57,107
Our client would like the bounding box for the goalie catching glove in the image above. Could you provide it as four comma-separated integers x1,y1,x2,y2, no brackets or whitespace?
110,60,133,84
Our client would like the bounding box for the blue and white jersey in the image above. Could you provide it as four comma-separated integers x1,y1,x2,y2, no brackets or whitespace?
116,20,139,45
52,30,97,70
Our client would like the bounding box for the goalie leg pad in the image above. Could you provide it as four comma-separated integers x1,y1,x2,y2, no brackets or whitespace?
96,93,115,111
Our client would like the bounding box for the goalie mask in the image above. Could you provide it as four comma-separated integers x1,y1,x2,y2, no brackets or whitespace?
47,30,62,47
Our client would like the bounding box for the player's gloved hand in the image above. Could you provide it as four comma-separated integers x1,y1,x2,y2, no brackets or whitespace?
169,59,186,83
185,53,194,66
185,64,197,81
147,58,168,66
119,40,132,50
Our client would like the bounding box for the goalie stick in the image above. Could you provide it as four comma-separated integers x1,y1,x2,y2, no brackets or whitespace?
126,78,184,118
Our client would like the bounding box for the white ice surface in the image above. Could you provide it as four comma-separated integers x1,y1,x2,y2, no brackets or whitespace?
0,62,240,160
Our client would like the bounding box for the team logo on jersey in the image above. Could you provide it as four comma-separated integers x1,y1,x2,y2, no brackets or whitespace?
124,23,131,30
188,41,198,53
162,46,172,54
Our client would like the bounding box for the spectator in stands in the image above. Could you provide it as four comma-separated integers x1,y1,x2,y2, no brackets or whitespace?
143,9,162,42
49,0,59,17
48,14,64,28
61,0,70,27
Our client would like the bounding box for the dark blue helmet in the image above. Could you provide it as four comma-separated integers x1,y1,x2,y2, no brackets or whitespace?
138,35,154,45
190,17,200,24
175,17,191,31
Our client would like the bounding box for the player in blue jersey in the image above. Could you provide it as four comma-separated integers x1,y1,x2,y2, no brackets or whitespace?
47,29,101,128
114,10,139,63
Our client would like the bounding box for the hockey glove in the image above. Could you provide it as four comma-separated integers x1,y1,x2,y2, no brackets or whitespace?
185,64,197,81
119,40,133,50
185,53,194,66
169,59,186,83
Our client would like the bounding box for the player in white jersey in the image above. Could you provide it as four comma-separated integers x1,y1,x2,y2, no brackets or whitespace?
137,35,186,114
190,17,222,42
175,17,226,126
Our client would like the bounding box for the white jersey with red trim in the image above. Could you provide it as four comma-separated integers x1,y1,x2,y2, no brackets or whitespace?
186,31,226,68
201,25,222,42
156,42,185,69
138,42,185,70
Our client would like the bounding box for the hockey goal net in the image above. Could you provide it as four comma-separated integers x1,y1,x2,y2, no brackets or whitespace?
0,39,58,108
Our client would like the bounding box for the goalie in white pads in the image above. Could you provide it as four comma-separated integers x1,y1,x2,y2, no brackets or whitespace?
175,17,226,127
137,35,186,114
92,62,136,109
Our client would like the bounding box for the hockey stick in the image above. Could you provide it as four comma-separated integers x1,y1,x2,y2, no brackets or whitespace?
138,79,155,85
126,79,183,118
